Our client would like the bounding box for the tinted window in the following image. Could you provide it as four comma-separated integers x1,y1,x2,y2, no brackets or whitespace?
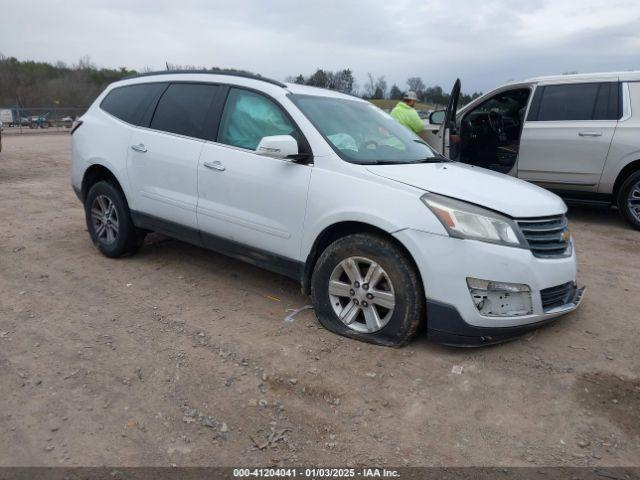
150,83,219,139
529,82,620,121
592,82,620,120
101,83,166,125
218,89,297,150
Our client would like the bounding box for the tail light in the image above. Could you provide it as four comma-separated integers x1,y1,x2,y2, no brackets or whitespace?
70,120,83,135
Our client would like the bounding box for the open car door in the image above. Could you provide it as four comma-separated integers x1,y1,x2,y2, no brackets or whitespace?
439,78,461,158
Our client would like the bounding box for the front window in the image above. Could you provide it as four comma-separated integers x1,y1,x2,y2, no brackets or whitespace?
219,88,297,150
291,94,439,164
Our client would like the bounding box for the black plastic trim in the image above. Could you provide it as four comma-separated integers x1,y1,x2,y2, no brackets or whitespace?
130,211,304,282
426,299,563,347
199,230,304,281
131,211,203,247
550,189,613,206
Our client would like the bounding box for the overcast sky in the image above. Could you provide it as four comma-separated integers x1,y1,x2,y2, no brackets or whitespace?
2,0,640,93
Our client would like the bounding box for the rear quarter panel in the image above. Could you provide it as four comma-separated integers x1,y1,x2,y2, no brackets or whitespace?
72,106,136,206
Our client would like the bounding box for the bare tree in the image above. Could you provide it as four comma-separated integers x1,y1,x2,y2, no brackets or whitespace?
363,73,376,98
374,76,387,99
406,76,425,94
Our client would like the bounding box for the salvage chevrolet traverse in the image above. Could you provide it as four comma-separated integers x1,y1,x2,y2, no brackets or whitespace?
71,71,584,346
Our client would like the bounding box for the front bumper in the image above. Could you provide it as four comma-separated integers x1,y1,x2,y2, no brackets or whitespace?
426,287,584,346
393,228,584,345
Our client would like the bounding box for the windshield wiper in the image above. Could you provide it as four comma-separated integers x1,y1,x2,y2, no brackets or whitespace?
411,154,451,164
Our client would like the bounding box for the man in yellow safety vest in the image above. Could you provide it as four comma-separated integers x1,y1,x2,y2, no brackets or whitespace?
390,90,424,134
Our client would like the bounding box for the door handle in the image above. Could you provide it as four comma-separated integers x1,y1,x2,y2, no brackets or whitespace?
203,161,225,171
130,143,147,153
578,131,602,137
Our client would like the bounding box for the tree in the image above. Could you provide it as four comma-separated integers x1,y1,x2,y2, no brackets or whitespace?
406,76,425,95
306,69,331,88
329,69,355,94
362,72,376,98
460,91,483,106
285,68,356,94
373,76,387,99
424,85,446,105
389,84,403,100
0,55,137,107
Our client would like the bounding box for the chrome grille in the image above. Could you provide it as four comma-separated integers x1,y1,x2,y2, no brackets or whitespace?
516,215,571,258
541,282,577,311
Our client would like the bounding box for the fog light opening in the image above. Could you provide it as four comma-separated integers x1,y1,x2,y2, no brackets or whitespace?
467,277,533,317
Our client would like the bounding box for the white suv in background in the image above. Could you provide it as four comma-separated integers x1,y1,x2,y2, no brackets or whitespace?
71,71,584,347
427,72,640,229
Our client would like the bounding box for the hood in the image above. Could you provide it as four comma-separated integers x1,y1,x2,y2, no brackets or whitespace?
366,162,566,218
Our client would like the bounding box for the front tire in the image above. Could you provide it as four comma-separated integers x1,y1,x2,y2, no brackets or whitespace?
84,181,145,257
617,170,640,230
311,233,424,347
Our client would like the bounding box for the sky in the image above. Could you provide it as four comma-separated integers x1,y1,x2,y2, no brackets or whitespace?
2,0,640,93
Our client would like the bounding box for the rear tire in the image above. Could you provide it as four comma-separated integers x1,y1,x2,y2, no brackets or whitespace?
617,170,640,230
84,181,146,257
311,233,424,347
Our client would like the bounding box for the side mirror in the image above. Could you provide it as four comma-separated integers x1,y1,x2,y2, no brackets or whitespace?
429,110,446,125
256,135,299,160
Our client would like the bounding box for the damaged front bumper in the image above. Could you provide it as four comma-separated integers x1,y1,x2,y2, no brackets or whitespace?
426,286,585,347
393,228,585,347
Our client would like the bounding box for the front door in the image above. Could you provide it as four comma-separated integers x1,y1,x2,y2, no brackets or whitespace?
518,82,619,191
435,78,461,157
457,87,532,175
197,87,312,262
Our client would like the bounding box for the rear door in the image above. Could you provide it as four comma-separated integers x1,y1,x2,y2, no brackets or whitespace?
127,83,221,231
518,82,620,191
197,86,312,262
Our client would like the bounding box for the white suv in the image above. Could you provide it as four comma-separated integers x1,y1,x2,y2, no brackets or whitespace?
71,71,584,347
427,72,640,229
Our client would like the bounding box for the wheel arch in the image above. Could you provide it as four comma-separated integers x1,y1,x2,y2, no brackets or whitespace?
301,221,423,296
613,159,640,200
81,164,124,203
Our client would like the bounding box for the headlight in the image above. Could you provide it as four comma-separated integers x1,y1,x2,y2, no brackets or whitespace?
421,193,527,248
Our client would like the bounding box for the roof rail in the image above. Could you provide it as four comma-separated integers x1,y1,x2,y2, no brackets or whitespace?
123,69,287,88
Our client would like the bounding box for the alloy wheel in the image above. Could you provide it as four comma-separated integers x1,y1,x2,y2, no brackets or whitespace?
91,194,119,245
328,256,396,333
628,180,640,224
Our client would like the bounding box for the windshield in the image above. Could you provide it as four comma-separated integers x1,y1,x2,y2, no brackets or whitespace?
290,94,439,164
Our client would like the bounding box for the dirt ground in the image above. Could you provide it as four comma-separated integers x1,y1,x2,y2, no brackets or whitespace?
0,134,639,467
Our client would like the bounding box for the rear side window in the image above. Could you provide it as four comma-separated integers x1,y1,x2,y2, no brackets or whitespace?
528,82,620,121
100,83,166,125
150,83,219,139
